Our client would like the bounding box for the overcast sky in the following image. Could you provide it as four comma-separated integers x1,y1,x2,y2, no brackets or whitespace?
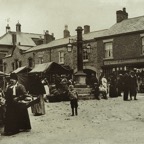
0,0,144,39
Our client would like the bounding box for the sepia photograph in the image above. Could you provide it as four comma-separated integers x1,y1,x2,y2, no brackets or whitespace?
0,0,144,143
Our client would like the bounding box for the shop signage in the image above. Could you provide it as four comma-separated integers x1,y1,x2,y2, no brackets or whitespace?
104,58,144,65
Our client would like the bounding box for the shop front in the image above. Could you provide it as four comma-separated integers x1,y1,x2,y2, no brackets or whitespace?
103,57,144,92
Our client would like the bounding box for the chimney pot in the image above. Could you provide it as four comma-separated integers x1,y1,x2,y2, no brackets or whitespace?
65,25,68,30
6,24,11,33
16,22,21,32
116,8,128,23
12,33,17,45
123,7,126,12
45,30,49,34
63,25,70,38
84,25,90,34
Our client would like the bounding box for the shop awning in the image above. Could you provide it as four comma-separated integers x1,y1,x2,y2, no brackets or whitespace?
29,62,71,74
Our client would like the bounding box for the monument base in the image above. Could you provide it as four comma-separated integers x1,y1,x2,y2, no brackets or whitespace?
74,71,87,88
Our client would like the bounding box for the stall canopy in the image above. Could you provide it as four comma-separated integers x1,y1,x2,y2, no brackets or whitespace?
0,71,9,76
11,66,32,90
12,66,31,74
29,62,71,74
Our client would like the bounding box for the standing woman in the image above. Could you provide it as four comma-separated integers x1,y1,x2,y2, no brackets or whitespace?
109,73,118,98
30,75,45,116
99,73,108,99
3,73,31,136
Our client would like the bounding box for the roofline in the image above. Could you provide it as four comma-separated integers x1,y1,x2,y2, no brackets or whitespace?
3,55,12,59
24,29,108,54
9,31,44,36
24,44,67,54
95,29,144,40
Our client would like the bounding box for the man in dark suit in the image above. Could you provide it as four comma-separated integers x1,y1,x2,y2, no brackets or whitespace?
129,71,138,100
123,71,130,101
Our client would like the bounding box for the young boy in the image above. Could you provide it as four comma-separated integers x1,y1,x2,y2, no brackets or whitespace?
68,85,78,116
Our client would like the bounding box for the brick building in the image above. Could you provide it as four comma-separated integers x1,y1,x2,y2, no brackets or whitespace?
3,8,144,82
3,24,106,82
96,8,144,77
2,22,55,73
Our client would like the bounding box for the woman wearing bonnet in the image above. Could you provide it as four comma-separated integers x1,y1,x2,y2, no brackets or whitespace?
2,73,31,136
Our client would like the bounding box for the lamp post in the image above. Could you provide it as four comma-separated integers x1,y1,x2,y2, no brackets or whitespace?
67,27,92,87
74,26,86,87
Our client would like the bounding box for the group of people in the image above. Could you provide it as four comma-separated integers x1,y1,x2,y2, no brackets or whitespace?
108,70,138,101
123,71,138,101
90,70,138,101
0,70,139,136
0,73,79,136
90,73,108,100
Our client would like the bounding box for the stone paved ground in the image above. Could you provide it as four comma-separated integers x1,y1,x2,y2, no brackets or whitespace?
1,93,144,144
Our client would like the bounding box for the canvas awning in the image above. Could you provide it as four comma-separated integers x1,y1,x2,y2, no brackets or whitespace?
12,66,27,73
12,66,31,74
0,71,9,76
29,62,71,74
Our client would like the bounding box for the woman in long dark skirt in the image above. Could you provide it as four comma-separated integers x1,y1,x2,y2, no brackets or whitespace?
2,73,31,136
109,73,118,98
29,75,45,116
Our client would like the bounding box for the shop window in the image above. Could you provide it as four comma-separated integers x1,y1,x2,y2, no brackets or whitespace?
104,42,113,58
59,51,64,64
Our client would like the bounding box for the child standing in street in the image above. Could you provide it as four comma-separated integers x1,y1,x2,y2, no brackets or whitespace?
68,85,78,116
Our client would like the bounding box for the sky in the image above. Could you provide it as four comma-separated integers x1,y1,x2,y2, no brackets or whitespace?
0,0,144,39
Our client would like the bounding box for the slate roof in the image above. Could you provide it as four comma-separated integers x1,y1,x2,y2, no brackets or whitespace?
98,15,144,38
25,29,108,53
0,31,44,46
17,45,32,51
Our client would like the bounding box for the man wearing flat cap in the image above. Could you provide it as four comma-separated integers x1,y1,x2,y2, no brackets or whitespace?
2,73,31,136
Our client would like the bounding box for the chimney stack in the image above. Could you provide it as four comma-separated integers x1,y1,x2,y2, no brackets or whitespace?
63,25,70,38
12,33,17,46
44,30,55,44
116,7,128,23
84,25,90,34
16,22,21,32
6,24,11,33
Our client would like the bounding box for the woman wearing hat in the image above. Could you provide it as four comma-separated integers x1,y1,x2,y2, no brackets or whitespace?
2,73,31,136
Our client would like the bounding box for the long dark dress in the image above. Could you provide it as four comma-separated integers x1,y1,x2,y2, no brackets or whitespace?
4,83,31,134
109,75,118,98
29,77,45,115
129,75,137,99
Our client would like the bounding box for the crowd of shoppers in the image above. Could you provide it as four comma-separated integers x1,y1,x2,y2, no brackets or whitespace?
0,70,140,136
90,70,138,101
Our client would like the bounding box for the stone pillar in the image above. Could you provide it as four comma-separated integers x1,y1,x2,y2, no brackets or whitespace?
74,26,86,87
